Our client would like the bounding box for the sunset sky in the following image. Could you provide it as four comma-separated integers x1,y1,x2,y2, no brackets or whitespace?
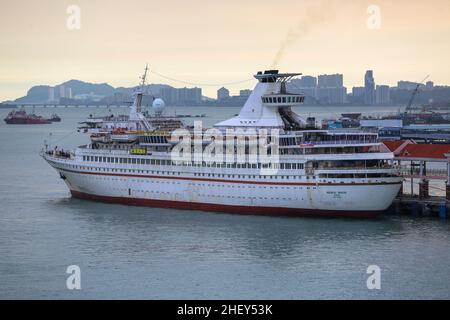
1,0,450,100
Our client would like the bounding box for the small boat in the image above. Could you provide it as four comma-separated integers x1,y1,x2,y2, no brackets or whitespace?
4,108,51,124
48,113,61,122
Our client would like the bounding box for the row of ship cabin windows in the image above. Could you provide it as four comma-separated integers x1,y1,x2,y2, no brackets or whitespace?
81,155,304,170
71,165,311,180
262,96,304,104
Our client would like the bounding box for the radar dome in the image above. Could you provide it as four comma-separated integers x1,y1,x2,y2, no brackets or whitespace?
152,98,165,117
152,98,165,109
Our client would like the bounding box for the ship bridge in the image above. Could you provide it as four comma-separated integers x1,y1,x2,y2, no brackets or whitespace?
261,94,305,107
214,70,307,130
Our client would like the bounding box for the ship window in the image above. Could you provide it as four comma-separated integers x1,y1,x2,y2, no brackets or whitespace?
278,97,281,103
282,97,286,103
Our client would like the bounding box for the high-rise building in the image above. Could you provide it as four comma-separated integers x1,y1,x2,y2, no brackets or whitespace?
299,76,317,88
376,85,390,105
352,87,365,97
239,89,252,97
48,87,55,102
317,87,347,104
217,87,230,101
318,74,343,88
160,87,202,106
396,81,420,91
289,76,318,102
315,74,346,104
364,70,375,105
59,85,66,99
66,87,72,99
160,87,177,105
178,87,202,105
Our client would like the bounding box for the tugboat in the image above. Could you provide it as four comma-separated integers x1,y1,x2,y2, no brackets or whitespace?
48,113,61,122
4,108,51,124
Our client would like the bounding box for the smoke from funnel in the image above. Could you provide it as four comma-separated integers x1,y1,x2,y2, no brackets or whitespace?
271,0,337,68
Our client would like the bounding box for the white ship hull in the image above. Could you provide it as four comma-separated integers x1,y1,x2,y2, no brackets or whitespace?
42,69,403,219
45,155,402,218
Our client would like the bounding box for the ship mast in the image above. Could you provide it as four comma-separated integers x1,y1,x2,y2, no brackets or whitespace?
136,64,148,113
129,64,152,131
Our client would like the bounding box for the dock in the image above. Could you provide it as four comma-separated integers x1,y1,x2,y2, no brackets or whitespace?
383,140,450,218
391,196,448,218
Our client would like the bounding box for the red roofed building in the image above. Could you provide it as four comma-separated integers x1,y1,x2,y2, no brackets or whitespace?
381,140,415,156
398,144,450,161
383,142,450,200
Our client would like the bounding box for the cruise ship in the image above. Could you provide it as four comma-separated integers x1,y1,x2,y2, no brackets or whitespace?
42,68,402,218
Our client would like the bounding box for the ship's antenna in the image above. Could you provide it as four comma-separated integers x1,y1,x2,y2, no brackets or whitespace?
134,64,148,115
141,64,149,89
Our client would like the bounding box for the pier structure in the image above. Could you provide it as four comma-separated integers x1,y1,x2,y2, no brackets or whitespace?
382,141,450,217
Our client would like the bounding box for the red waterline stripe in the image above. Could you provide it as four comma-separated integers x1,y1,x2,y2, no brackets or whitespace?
57,167,402,187
70,190,381,218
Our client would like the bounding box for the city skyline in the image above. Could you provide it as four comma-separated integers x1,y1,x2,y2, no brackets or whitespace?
1,0,450,100
5,68,445,102
9,68,447,108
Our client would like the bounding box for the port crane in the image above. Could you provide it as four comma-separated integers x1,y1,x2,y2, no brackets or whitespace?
405,75,430,113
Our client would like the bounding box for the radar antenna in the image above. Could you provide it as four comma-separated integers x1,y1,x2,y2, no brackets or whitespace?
140,64,149,89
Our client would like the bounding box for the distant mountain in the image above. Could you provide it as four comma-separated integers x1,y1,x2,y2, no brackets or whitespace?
14,85,51,103
62,80,115,97
12,80,175,104
13,80,116,104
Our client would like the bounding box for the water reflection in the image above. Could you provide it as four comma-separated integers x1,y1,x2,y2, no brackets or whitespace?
57,197,405,264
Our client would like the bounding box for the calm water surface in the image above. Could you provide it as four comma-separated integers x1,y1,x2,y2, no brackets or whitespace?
0,106,449,299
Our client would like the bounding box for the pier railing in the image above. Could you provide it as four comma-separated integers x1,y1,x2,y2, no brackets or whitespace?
301,139,378,146
399,166,448,179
